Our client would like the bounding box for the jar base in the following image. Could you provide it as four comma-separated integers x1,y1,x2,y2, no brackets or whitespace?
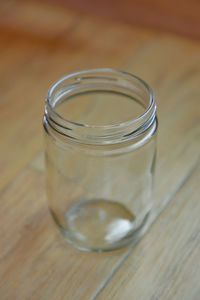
51,199,150,252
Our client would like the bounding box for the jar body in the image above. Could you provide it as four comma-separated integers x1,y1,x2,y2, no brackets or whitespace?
43,69,157,251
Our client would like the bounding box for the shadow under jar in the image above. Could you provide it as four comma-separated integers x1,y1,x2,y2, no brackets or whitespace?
43,68,157,252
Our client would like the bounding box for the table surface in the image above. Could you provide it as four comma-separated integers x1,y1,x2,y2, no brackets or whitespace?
1,1,200,299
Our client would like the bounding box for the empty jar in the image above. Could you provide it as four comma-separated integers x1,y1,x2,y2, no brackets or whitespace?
43,68,157,252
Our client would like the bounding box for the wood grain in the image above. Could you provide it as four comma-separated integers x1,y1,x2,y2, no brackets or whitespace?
0,168,130,299
97,163,200,300
0,1,200,299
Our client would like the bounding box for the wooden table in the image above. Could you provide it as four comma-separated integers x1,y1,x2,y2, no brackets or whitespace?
1,1,200,299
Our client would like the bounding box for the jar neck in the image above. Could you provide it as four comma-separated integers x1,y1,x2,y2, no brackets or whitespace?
44,69,156,145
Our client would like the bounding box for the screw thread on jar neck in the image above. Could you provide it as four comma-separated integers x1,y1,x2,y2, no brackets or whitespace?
44,68,156,145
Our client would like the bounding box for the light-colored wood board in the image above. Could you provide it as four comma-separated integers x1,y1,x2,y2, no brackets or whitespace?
0,168,135,300
27,33,200,298
1,159,199,300
1,1,200,299
97,163,200,300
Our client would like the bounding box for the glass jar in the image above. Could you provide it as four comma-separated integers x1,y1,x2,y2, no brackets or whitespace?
43,68,157,252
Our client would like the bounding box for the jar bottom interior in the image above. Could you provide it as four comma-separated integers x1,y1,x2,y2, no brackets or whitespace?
50,199,151,252
45,130,156,252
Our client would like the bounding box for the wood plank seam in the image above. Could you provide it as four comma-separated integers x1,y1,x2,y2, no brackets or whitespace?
92,155,200,300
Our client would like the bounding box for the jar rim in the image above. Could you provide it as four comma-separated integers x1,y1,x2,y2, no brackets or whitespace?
46,68,155,130
44,68,157,145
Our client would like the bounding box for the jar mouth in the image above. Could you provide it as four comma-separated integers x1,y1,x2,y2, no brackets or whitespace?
47,68,154,129
44,68,156,144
